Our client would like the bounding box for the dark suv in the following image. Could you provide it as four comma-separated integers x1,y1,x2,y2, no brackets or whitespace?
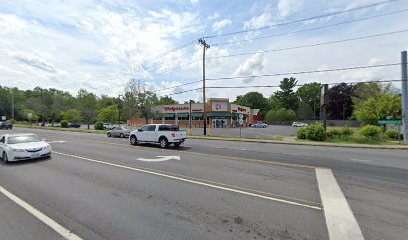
68,122,81,128
0,121,13,129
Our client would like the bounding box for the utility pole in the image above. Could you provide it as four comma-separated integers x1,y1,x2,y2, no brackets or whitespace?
188,99,192,135
198,38,210,135
401,51,408,144
320,84,329,130
10,88,14,120
118,94,123,127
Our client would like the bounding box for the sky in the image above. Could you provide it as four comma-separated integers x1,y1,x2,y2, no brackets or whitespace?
0,0,407,102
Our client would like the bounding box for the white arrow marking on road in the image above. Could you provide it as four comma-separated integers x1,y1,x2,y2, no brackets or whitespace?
137,156,180,162
48,140,67,144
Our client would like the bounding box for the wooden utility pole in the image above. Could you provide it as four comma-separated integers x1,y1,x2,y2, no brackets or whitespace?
198,38,210,135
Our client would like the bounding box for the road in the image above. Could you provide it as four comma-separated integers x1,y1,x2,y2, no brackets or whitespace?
0,128,407,240
190,125,298,138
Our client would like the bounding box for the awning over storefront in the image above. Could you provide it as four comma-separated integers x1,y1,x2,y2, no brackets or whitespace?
164,113,175,118
191,112,203,117
206,112,234,117
176,113,189,118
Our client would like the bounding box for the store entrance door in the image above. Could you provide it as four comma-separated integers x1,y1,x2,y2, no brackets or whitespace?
212,119,227,128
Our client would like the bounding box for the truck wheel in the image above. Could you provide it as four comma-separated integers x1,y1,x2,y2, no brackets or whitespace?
130,135,138,145
159,137,169,148
120,133,124,138
1,152,8,164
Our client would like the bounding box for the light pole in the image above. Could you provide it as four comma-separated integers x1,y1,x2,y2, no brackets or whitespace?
118,94,124,127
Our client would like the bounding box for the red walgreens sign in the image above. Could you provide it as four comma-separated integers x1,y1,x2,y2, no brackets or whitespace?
238,107,247,112
164,106,189,112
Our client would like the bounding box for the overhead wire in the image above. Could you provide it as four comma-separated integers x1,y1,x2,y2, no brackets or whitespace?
202,0,401,39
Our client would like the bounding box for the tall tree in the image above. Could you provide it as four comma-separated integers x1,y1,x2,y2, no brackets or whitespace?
274,77,299,111
235,92,269,115
156,96,178,105
326,83,354,120
98,105,119,123
124,79,159,124
76,89,98,129
296,82,321,119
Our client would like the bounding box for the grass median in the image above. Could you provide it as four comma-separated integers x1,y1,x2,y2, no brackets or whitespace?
14,124,107,134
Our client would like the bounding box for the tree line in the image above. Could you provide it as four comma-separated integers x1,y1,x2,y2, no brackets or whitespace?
234,78,402,124
0,77,401,127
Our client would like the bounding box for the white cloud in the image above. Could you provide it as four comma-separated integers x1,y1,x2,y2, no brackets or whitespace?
277,0,304,17
243,12,272,30
212,19,232,33
0,14,27,34
190,0,199,4
233,53,266,83
9,51,66,75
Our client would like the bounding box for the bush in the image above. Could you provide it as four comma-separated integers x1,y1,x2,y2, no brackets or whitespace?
266,108,297,122
8,118,16,124
359,125,381,139
305,122,326,141
297,128,307,139
340,126,354,137
61,120,69,128
326,128,341,139
385,130,399,140
327,127,354,140
94,121,104,130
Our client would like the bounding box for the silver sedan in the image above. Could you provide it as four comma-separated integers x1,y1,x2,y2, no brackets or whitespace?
107,127,131,138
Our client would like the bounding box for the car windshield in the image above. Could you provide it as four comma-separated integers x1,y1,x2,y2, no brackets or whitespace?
8,135,42,144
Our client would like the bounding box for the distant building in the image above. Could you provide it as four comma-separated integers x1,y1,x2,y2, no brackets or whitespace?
128,98,260,128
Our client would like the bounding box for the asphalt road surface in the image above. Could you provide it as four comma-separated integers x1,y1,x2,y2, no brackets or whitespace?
0,128,407,240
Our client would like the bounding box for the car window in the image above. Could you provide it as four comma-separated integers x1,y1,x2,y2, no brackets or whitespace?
0,136,4,144
7,135,42,144
147,125,156,131
142,125,149,131
158,125,170,131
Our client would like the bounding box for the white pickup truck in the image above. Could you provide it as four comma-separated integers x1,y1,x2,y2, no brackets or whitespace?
129,124,187,148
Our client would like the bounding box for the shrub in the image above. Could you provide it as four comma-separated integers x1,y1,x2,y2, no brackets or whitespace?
305,122,326,141
326,128,341,139
297,128,307,139
8,118,16,124
61,120,69,128
340,126,354,137
94,121,104,130
359,125,381,139
385,130,399,140
265,108,297,122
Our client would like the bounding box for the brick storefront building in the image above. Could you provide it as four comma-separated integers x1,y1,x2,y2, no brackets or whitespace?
128,98,262,128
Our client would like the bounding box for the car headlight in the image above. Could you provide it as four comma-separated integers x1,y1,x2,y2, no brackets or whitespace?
13,149,25,152
44,145,52,151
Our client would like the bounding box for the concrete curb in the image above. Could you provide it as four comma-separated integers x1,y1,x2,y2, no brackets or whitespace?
189,136,408,150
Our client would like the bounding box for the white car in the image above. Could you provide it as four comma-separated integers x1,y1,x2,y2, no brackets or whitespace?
129,124,187,148
0,133,52,163
292,122,308,127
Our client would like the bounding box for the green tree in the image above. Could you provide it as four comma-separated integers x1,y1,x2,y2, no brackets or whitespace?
327,83,354,120
296,82,321,119
98,105,119,123
297,101,314,120
265,108,297,122
274,77,299,111
61,109,83,122
156,96,178,105
235,92,269,115
76,89,98,129
124,79,159,123
353,93,401,124
21,109,39,121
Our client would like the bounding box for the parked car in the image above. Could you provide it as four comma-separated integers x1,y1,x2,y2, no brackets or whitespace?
68,122,81,128
129,124,187,148
0,133,52,163
252,122,268,128
45,123,61,127
292,122,308,127
107,127,131,138
0,121,13,130
103,123,115,130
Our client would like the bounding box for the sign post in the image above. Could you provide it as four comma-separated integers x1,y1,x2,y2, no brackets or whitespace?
378,119,403,143
238,114,243,138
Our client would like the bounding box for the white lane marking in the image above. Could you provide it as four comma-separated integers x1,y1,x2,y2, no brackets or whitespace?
48,140,67,144
137,156,180,162
282,152,298,156
212,146,248,151
349,158,372,163
0,185,82,240
54,151,321,210
316,168,364,240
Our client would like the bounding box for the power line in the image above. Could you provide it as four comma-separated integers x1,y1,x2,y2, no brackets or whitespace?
207,29,408,59
206,63,401,81
203,0,401,39
211,8,408,46
163,87,203,96
154,80,202,92
205,79,403,89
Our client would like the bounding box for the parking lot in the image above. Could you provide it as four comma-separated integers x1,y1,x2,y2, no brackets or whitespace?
0,127,407,239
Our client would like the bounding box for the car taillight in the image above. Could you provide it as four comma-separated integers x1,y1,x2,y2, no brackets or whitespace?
171,133,176,137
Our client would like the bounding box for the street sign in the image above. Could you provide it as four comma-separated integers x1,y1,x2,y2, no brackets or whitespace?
239,114,243,119
238,119,244,125
378,120,402,125
1,116,6,121
27,113,33,119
